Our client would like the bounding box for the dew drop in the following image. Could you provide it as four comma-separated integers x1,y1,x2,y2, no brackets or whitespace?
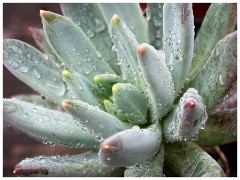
218,74,226,86
33,67,41,79
94,19,105,33
20,66,28,73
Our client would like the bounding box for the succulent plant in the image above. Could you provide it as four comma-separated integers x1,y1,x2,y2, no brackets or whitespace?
3,3,237,177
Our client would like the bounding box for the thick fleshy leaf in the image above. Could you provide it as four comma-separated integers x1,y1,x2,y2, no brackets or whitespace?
197,108,237,147
40,10,115,81
188,31,237,110
165,142,226,177
3,99,99,148
112,83,148,125
13,152,124,177
163,3,194,96
109,15,146,91
3,39,67,105
99,3,148,43
103,100,127,122
93,73,123,98
60,3,120,74
147,3,164,50
99,123,162,167
124,142,164,177
137,43,175,122
13,94,60,110
162,88,208,142
62,70,101,107
29,27,61,65
189,3,237,81
210,81,237,114
62,100,131,138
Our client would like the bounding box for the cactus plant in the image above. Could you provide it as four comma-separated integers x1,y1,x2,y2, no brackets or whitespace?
3,3,237,177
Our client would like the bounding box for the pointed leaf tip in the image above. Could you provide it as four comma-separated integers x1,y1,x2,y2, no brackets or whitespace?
137,44,147,56
111,14,120,24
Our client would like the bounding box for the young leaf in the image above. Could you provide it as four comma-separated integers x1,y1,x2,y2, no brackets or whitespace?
163,3,194,96
13,152,124,177
94,73,123,98
40,10,115,81
147,3,164,50
60,3,120,74
99,123,162,167
112,83,148,125
62,100,131,138
62,70,101,107
162,88,208,142
3,99,99,149
99,3,148,43
137,43,175,122
3,39,67,105
189,3,237,81
29,27,61,65
109,14,146,91
197,108,237,147
124,142,164,177
165,142,226,177
188,31,237,110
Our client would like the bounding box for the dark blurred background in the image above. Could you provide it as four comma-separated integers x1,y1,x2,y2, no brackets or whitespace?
3,3,237,177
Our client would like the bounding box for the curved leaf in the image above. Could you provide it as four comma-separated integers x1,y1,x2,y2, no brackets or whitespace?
189,3,237,81
3,99,99,148
62,100,131,138
137,43,175,122
29,27,61,65
163,3,194,96
147,3,164,50
109,15,146,91
99,123,162,167
124,142,164,177
197,108,237,147
162,88,208,142
62,70,101,107
99,3,148,43
3,39,67,105
60,3,120,74
165,142,226,177
188,31,237,110
94,73,123,98
40,10,115,81
112,83,148,125
13,152,124,177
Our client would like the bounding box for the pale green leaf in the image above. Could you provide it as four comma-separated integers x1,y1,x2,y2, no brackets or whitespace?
112,83,148,125
109,15,146,91
124,142,164,177
147,3,164,50
60,3,120,74
3,99,99,148
99,3,148,43
99,123,162,167
14,152,124,177
40,10,115,81
3,39,67,105
29,27,61,65
163,3,194,96
137,43,175,122
62,100,132,138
